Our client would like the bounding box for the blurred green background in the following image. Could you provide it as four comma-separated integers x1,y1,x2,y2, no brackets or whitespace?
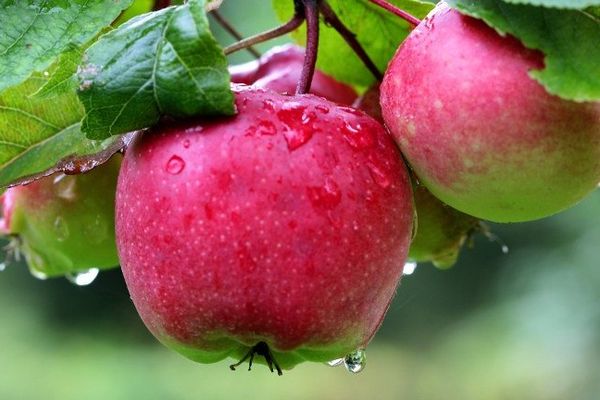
1,1,599,399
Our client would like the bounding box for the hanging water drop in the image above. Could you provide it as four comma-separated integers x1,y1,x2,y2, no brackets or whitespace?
327,358,344,367
403,261,418,275
30,268,48,280
344,349,366,374
66,268,99,286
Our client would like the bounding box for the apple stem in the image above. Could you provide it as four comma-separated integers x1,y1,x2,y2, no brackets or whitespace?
319,1,382,81
296,0,320,95
210,10,261,59
152,0,171,11
223,5,305,56
367,0,421,27
229,342,283,376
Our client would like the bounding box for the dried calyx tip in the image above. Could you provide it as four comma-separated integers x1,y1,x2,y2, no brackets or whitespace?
229,341,283,376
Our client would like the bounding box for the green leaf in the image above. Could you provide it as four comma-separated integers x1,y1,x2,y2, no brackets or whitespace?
272,0,434,87
0,75,117,187
448,0,600,101
31,47,82,99
78,0,235,140
0,0,133,93
500,0,600,8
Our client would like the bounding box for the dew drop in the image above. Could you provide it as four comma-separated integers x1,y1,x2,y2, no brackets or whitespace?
262,99,276,111
306,178,342,210
66,268,99,286
53,174,77,201
315,105,330,114
183,139,191,148
30,268,48,280
54,216,69,242
256,120,277,136
344,349,366,374
367,162,392,188
403,261,418,275
0,262,5,272
342,121,374,149
501,245,509,254
166,155,185,175
327,358,344,367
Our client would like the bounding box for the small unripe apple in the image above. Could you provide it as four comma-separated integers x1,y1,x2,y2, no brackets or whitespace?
229,44,358,105
381,3,600,223
116,85,414,371
0,156,121,278
408,183,478,269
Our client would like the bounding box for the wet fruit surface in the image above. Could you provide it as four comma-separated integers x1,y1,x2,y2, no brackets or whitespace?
116,85,414,369
1,156,121,278
381,4,600,223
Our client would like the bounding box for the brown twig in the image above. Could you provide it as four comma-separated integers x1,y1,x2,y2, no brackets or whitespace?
319,1,382,81
367,0,421,26
224,6,305,55
296,0,320,94
211,10,261,59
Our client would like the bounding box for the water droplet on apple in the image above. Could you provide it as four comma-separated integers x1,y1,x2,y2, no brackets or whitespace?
183,139,191,148
262,99,275,111
166,155,185,175
342,121,374,149
403,261,418,275
54,216,69,242
327,358,344,367
66,268,99,286
367,161,392,188
277,103,314,151
256,121,277,136
306,178,342,210
53,174,77,201
316,105,330,114
344,349,366,373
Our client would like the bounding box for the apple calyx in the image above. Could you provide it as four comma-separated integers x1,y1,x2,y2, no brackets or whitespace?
229,341,283,376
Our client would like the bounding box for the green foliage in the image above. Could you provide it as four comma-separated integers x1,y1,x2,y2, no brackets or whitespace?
272,0,434,87
0,0,133,93
78,0,234,139
31,47,82,99
448,0,600,101
500,0,600,8
0,76,118,187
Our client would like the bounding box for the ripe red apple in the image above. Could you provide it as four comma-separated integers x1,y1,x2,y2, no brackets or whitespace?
115,85,414,371
381,3,600,223
229,44,358,105
0,156,121,278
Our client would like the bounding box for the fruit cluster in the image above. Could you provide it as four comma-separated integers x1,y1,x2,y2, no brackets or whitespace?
1,1,598,375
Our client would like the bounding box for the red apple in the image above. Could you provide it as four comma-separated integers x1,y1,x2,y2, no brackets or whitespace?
115,85,414,371
381,3,600,223
229,44,358,105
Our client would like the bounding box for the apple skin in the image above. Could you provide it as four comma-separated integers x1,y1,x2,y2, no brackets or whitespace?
0,155,121,277
115,85,414,369
229,44,358,105
381,3,600,223
354,84,476,268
